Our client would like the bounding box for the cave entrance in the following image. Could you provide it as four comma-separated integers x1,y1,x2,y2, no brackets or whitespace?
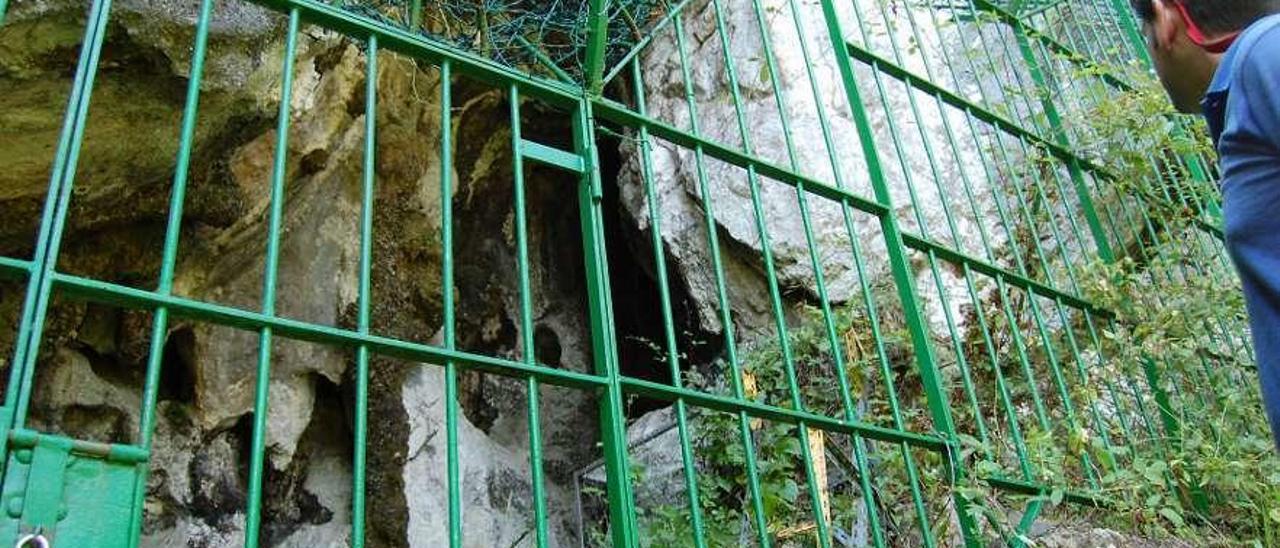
594,126,722,420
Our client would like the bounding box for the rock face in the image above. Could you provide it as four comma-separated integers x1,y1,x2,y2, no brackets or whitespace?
616,0,1094,342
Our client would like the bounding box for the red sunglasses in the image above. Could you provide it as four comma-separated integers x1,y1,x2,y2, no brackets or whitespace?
1171,0,1241,53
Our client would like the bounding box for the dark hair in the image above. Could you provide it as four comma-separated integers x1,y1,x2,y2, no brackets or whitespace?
1130,0,1280,34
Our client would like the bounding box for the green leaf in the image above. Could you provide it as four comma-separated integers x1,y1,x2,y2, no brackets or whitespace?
1158,507,1185,529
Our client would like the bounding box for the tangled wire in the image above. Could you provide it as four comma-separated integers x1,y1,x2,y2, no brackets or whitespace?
341,0,665,84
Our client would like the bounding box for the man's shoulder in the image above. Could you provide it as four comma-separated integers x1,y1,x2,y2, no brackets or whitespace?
1234,14,1280,79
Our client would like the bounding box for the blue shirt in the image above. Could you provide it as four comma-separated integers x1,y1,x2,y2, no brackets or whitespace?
1201,13,1280,447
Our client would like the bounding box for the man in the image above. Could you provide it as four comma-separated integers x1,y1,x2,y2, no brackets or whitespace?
1130,0,1280,447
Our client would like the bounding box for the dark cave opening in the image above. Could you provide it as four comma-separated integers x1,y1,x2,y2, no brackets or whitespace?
593,126,723,419
159,327,197,404
448,88,721,422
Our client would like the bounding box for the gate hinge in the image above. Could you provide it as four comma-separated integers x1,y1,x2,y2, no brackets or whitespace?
1,430,150,546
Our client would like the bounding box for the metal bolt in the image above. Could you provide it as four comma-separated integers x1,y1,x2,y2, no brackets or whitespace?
5,497,21,519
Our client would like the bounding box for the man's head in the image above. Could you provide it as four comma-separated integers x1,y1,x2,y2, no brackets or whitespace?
1131,0,1280,112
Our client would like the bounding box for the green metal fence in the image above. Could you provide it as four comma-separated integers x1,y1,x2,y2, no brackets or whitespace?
0,0,1254,545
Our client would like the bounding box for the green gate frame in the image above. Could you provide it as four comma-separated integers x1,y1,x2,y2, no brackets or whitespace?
0,0,1249,545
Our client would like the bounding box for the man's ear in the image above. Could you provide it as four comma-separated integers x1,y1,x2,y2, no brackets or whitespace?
1150,0,1185,51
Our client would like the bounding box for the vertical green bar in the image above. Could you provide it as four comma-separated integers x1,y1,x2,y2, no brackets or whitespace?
351,33,377,548
245,9,299,546
574,99,638,547
703,0,833,542
409,0,421,30
439,59,463,548
8,0,114,427
628,58,707,547
1009,18,1114,263
129,0,215,543
584,0,611,93
508,84,549,548
1108,0,1153,66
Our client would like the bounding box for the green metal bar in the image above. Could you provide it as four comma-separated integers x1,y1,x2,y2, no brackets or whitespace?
509,85,549,548
574,99,639,547
8,0,114,427
965,3,1055,137
918,6,1058,486
128,0,216,542
1106,191,1221,513
995,277,1053,435
245,10,300,546
1075,312,1142,462
627,57,707,547
526,376,547,544
1049,300,1121,470
983,476,1109,507
943,5,1041,279
1098,164,1217,511
1082,311,1167,460
520,140,584,173
761,0,889,541
1010,140,1084,295
0,257,31,278
440,58,463,548
514,35,575,84
1024,293,1101,490
618,378,949,450
962,267,1037,481
584,0,611,94
351,33,377,548
1011,27,1115,262
49,272,610,389
987,137,1062,290
913,9,1109,492
847,4,1004,540
5,429,147,463
912,8,1095,491
666,10,770,543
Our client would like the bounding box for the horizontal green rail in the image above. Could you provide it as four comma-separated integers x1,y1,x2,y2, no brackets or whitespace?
51,273,608,390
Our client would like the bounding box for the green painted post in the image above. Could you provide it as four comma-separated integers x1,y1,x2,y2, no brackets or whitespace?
245,10,301,546
584,0,612,94
351,33,377,547
439,59,464,548
574,99,638,548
